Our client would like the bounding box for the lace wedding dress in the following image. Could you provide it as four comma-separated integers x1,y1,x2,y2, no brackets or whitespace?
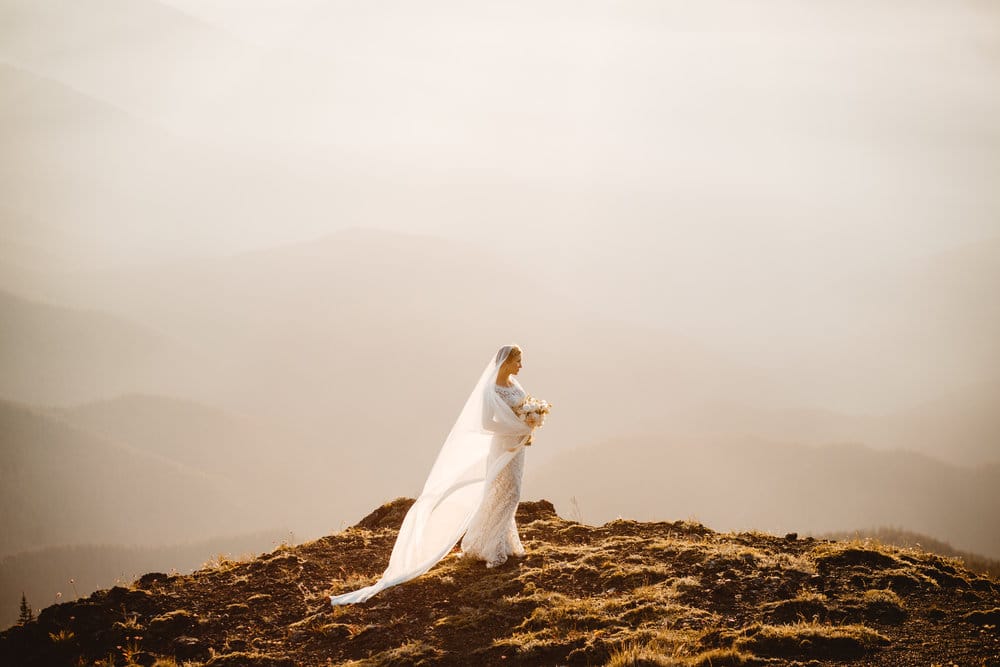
329,346,536,605
459,383,527,567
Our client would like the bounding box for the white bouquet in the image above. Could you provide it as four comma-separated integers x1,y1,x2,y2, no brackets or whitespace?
515,395,552,429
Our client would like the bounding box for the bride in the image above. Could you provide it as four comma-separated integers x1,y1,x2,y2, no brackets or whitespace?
330,344,549,605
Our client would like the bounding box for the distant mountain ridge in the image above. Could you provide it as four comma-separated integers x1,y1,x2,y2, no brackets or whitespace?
0,289,213,405
55,393,308,489
679,377,1000,466
526,435,1000,560
0,398,272,557
11,227,791,486
1,229,997,569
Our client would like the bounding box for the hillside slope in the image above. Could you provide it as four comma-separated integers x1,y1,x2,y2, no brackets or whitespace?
0,290,212,406
0,532,287,630
55,394,318,513
0,399,260,556
2,499,997,666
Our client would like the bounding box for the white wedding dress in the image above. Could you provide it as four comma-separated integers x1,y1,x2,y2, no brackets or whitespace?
329,345,535,606
459,383,527,567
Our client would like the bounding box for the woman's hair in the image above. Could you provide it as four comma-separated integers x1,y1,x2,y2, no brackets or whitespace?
496,344,522,365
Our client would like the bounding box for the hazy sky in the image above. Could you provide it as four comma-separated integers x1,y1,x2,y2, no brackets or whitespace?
2,0,998,410
2,2,999,573
5,0,997,255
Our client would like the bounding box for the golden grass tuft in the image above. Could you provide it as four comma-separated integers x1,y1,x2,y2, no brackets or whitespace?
735,621,889,659
761,590,830,623
605,642,761,667
863,588,904,606
339,639,444,666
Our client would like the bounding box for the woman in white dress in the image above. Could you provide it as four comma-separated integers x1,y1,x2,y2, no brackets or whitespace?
329,344,547,605
459,347,530,567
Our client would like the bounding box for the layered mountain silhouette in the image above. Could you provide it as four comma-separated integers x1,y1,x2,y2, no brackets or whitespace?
0,394,324,628
0,399,253,556
1,229,998,589
0,290,213,405
11,229,997,467
54,394,312,505
525,435,1000,561
679,377,1000,468
0,392,332,558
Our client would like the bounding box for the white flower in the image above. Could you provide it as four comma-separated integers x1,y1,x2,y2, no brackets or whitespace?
514,394,551,429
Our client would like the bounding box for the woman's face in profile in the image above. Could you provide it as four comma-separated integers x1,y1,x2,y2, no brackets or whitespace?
508,351,522,375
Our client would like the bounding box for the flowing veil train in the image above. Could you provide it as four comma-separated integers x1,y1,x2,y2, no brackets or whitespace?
330,345,532,605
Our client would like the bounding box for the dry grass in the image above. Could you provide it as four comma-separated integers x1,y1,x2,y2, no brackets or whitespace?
200,552,254,572
762,590,830,623
340,639,444,666
735,621,890,659
326,571,377,596
5,499,997,666
811,542,903,569
863,588,903,606
606,640,762,666
858,588,908,623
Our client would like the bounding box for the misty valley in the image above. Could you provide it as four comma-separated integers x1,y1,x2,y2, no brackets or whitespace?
1,230,998,630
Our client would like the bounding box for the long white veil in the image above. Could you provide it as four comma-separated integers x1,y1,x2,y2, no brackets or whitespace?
330,345,532,605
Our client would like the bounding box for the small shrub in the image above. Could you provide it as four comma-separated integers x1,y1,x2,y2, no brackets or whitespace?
118,635,143,665
48,629,75,643
339,639,444,666
861,589,907,623
762,592,829,623
204,652,295,667
686,648,762,667
669,577,701,596
148,609,198,637
605,643,760,667
736,622,889,659
114,608,144,632
605,641,678,667
962,607,1000,626
814,545,899,570
329,572,377,595
877,567,937,591
863,588,902,605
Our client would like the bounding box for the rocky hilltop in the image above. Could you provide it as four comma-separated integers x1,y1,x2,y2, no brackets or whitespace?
2,499,998,666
